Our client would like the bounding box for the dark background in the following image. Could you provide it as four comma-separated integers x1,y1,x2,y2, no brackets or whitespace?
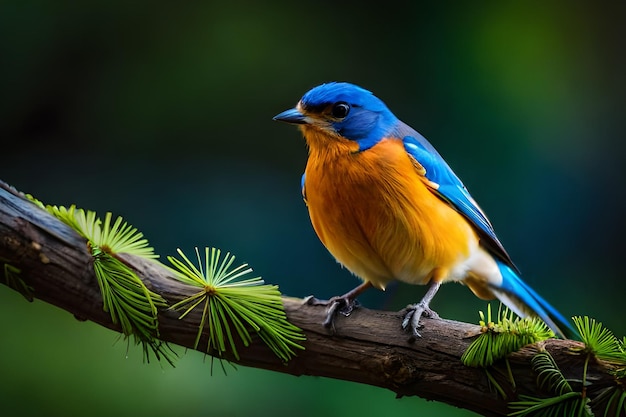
2,2,625,416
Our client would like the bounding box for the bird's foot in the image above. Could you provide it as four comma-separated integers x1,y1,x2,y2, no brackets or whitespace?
305,295,360,331
402,302,440,341
304,282,371,333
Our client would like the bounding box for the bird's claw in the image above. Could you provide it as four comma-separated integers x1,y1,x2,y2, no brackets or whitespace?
323,296,360,330
402,302,439,341
304,295,360,331
304,295,325,306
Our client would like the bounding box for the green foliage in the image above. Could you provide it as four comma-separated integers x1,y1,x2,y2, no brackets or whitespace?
572,316,626,366
12,196,305,366
571,317,626,417
168,247,305,362
462,308,626,416
509,350,592,417
91,247,163,338
509,392,591,417
1,260,33,301
532,350,571,396
462,304,554,368
595,386,626,417
48,206,158,260
506,317,626,417
24,193,46,210
617,338,626,380
46,204,172,364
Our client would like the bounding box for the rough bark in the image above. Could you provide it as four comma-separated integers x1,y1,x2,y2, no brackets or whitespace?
0,182,617,417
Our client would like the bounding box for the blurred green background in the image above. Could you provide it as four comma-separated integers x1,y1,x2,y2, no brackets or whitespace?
1,2,625,416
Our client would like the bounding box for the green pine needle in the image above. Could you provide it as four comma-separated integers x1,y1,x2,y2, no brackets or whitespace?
46,204,83,232
136,337,178,367
508,319,626,417
47,205,158,259
91,247,166,338
508,393,592,417
596,386,626,417
46,204,169,364
572,316,626,366
462,304,554,368
24,193,46,210
1,261,34,301
168,247,305,362
532,350,572,396
509,349,593,416
616,338,626,380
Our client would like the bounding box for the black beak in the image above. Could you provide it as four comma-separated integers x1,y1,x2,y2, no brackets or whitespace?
273,108,308,125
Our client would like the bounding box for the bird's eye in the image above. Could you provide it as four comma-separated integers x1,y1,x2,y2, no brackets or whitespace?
331,102,350,119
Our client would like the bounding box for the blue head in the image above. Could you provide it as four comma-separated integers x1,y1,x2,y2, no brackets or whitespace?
273,82,400,151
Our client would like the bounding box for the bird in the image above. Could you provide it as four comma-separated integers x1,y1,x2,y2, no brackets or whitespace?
273,82,575,339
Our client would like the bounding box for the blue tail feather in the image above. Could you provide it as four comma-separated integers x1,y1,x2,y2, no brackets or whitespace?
494,260,578,339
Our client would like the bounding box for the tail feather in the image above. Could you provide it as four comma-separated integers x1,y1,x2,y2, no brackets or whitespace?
492,260,577,339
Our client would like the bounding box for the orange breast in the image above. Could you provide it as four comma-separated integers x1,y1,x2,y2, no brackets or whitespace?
303,134,477,290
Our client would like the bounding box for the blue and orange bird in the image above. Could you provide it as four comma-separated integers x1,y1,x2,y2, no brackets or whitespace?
273,82,575,339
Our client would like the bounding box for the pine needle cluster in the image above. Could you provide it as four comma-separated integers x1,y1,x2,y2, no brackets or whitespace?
47,205,172,364
509,317,626,416
168,247,305,362
462,304,554,368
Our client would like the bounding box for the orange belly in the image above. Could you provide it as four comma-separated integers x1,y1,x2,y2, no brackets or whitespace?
304,136,478,290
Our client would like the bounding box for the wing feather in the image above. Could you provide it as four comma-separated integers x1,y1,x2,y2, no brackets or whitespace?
401,134,518,272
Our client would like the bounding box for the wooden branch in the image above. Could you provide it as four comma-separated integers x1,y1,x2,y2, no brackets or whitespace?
0,182,616,417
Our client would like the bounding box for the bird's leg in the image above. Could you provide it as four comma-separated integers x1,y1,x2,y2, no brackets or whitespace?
402,280,441,340
306,281,373,330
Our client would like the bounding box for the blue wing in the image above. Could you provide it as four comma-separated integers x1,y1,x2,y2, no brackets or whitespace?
402,134,518,271
301,173,307,202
